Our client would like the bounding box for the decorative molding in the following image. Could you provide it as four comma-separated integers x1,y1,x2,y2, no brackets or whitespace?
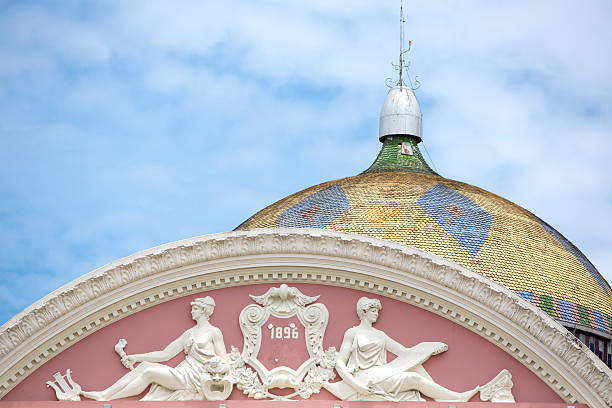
479,369,514,403
0,229,610,406
233,284,336,399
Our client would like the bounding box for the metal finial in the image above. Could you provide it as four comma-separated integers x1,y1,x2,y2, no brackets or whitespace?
386,0,420,90
399,0,404,87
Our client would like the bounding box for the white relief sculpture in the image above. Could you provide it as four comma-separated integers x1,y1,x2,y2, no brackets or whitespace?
46,369,81,401
77,296,234,401
231,284,337,399
479,369,515,403
7,233,611,406
114,338,134,370
249,284,319,315
323,297,515,403
45,286,516,403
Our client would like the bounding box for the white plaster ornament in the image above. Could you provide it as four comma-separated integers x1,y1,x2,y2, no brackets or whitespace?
115,339,134,370
47,287,515,402
73,296,234,401
46,369,81,401
10,231,607,406
323,297,515,403
231,284,337,399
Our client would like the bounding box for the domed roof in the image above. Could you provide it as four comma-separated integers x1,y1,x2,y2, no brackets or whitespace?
237,81,611,336
236,171,611,334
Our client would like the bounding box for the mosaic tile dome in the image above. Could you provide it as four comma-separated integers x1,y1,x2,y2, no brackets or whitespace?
237,136,612,335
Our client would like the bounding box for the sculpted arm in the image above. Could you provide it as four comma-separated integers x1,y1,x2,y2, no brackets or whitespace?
128,331,187,363
383,332,408,356
335,329,369,395
212,327,228,359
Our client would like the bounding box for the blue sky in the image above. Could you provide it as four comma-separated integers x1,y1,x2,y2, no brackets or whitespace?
1,0,611,325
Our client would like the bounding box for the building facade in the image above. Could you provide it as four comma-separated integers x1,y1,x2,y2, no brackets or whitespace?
0,86,610,407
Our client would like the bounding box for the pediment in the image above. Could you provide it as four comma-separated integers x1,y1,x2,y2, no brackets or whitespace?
0,229,609,406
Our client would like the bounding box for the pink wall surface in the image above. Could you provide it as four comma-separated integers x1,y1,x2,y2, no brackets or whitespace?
0,401,589,408
3,284,563,403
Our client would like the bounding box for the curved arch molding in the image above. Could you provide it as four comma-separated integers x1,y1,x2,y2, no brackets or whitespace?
0,229,610,406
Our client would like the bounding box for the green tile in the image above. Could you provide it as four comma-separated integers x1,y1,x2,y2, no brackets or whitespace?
362,136,438,175
539,295,556,319
576,304,592,327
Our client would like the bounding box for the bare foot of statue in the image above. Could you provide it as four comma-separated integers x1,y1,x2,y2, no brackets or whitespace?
80,391,105,401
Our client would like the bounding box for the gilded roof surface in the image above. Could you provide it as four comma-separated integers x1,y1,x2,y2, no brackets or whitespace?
237,172,612,333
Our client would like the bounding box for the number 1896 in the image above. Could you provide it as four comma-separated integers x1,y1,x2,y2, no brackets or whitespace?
268,323,299,339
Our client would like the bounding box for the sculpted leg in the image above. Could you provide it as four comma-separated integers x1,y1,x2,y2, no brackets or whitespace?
410,365,433,381
399,372,478,402
81,363,150,401
81,362,183,401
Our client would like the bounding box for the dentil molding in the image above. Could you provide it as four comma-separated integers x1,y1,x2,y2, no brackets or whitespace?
0,228,610,406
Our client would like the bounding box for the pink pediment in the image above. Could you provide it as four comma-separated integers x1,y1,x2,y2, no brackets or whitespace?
4,283,563,403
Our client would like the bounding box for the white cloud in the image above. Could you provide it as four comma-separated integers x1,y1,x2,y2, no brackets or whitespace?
0,0,610,325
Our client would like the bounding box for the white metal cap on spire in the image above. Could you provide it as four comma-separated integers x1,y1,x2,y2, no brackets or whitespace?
379,86,422,142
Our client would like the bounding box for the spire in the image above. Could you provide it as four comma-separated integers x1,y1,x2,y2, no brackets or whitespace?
379,1,422,143
395,0,417,89
363,2,435,176
399,0,405,88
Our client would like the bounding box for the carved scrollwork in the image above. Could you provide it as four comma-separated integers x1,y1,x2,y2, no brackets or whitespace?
249,284,319,316
233,285,336,400
479,369,515,403
239,305,269,361
298,304,327,358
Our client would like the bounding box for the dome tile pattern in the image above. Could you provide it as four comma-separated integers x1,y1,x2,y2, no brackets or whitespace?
278,184,350,229
518,291,612,332
237,172,612,334
538,218,608,294
416,184,492,258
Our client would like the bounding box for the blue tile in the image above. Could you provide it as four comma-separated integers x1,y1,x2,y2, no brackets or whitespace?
278,184,350,229
593,310,608,332
518,291,535,303
558,299,575,323
417,184,492,257
538,219,608,294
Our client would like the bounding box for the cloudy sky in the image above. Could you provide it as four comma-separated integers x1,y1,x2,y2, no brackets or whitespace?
1,0,611,325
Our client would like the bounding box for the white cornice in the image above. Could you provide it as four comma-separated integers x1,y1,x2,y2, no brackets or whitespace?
0,229,610,406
